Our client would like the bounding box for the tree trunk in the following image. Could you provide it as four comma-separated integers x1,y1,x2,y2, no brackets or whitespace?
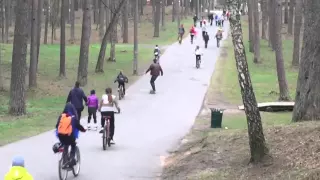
176,0,180,27
172,0,176,22
9,0,30,115
36,0,43,71
122,0,129,43
109,0,117,62
253,0,260,63
99,0,104,39
292,0,320,122
284,0,288,24
29,0,38,88
261,0,268,39
139,0,144,15
161,0,166,30
77,0,91,86
4,0,10,43
1,1,4,43
227,0,269,162
44,0,49,44
95,0,127,73
154,0,161,37
70,0,75,43
287,0,294,35
60,0,67,77
274,0,290,101
291,0,302,67
133,0,138,75
247,0,254,53
269,0,276,50
93,0,98,24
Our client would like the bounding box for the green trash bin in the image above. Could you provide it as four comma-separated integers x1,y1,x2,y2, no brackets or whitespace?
210,108,224,128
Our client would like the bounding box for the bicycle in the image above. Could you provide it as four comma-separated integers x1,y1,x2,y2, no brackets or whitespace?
101,111,119,150
56,143,81,180
118,85,125,100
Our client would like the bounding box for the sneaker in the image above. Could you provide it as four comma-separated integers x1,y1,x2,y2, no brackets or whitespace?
87,125,91,130
110,139,115,144
99,127,104,133
93,125,98,131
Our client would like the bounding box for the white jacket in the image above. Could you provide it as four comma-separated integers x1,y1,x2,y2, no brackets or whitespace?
195,49,202,55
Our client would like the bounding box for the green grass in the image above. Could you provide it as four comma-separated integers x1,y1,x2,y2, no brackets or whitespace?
221,21,298,104
0,43,152,145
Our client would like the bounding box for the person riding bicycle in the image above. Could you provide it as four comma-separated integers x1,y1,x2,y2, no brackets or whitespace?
99,88,120,144
178,24,185,41
114,71,128,95
154,45,161,62
195,45,203,64
4,156,33,180
55,103,86,166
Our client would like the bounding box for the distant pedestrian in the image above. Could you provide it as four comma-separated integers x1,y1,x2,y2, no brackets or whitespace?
193,14,198,27
66,81,87,121
203,32,210,49
146,59,164,94
190,25,197,44
215,14,219,26
87,90,98,130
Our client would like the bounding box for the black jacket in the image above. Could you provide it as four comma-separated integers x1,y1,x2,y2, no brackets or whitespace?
66,87,87,110
204,34,210,42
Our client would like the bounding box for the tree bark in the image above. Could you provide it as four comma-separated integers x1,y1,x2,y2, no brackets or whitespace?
154,0,161,37
253,0,260,63
4,0,10,43
9,0,30,115
284,0,288,24
109,0,117,62
247,0,254,53
60,0,67,77
133,0,138,75
287,0,294,35
269,0,276,50
44,0,49,44
77,0,91,86
99,0,105,39
29,0,38,88
291,0,302,67
275,0,290,101
292,0,320,122
227,0,269,162
261,0,268,39
36,0,43,70
172,0,176,22
161,0,166,30
70,0,75,43
122,0,129,43
95,0,127,73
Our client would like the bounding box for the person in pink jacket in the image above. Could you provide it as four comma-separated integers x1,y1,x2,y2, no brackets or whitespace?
87,90,99,130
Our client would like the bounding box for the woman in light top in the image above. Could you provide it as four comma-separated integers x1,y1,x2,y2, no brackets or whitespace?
98,87,120,144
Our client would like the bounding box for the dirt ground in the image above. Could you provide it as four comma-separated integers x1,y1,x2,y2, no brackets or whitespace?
161,41,320,180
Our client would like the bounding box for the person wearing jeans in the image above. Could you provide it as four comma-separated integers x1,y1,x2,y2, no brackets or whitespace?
146,59,164,94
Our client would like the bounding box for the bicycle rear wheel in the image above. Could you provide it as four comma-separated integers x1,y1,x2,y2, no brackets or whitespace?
102,127,107,150
72,146,81,176
58,152,69,180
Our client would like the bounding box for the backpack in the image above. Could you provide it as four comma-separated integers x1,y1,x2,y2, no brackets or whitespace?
58,113,72,136
154,49,159,53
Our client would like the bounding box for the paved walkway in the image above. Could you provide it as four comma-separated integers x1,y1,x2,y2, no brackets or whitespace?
0,21,229,179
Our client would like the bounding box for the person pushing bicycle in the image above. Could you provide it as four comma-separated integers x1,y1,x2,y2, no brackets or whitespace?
114,71,128,95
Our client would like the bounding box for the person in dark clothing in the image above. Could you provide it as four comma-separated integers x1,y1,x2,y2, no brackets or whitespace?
87,90,99,130
193,14,198,27
145,59,164,94
203,32,210,48
114,71,128,95
209,13,214,26
66,81,87,121
55,103,86,166
200,16,204,27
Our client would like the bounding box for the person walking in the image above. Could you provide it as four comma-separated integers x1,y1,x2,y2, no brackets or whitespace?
190,25,197,44
66,81,87,121
203,32,210,48
87,90,99,130
145,59,164,94
193,14,198,27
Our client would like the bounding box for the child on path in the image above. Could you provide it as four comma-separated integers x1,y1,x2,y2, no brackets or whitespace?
87,90,99,130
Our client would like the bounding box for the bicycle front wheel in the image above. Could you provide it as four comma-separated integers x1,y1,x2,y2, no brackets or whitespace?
72,146,81,176
58,154,69,180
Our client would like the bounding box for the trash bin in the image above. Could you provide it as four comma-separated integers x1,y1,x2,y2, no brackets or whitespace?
210,108,224,128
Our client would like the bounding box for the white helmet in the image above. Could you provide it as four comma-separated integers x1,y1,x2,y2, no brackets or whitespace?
154,52,159,55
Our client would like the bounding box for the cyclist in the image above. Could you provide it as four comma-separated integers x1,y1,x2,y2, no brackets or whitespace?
99,88,120,144
215,28,224,47
154,45,161,62
5,156,33,180
178,24,185,42
87,90,99,130
114,71,128,95
146,59,163,94
195,45,203,66
190,25,197,44
55,103,86,166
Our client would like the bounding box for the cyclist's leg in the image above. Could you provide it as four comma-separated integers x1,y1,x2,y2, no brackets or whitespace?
100,111,108,132
69,136,76,165
108,111,115,141
122,82,126,95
